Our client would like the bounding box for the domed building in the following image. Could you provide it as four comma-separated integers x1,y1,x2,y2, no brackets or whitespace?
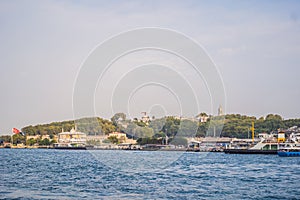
56,127,87,147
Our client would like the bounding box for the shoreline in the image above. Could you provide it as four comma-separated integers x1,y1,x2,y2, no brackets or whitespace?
0,145,223,152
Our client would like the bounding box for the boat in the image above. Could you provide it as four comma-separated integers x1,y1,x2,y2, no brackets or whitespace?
224,122,279,154
224,136,281,154
53,143,87,150
224,148,277,154
278,143,300,157
224,133,279,154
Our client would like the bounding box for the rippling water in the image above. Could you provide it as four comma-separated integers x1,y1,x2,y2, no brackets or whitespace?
1,149,300,199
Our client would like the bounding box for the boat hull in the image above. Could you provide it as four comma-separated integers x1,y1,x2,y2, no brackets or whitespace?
278,151,300,157
224,149,277,154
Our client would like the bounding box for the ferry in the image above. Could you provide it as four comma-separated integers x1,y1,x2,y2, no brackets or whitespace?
224,130,279,154
224,141,278,154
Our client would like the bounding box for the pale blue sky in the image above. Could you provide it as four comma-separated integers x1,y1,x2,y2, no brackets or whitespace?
1,0,300,134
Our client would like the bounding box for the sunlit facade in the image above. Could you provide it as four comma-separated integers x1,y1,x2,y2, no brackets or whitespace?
58,127,86,145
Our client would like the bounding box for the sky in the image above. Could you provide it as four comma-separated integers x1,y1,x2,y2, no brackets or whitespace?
1,0,300,134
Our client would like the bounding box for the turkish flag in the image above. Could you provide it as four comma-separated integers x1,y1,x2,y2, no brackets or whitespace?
12,128,20,134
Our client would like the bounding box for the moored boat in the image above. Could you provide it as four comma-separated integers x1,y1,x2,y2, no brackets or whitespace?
278,150,300,157
278,143,300,157
224,131,279,154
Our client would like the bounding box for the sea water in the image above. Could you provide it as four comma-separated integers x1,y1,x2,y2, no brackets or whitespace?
0,149,299,199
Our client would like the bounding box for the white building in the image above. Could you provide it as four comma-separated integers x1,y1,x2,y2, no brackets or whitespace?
141,112,150,124
58,127,87,146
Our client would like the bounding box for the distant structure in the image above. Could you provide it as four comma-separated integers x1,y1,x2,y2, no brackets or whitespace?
57,127,87,146
218,105,224,116
199,116,209,123
175,116,198,122
26,134,57,144
141,112,150,124
196,113,209,123
107,132,136,144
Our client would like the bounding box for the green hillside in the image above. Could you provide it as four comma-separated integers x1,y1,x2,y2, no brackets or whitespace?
18,113,300,139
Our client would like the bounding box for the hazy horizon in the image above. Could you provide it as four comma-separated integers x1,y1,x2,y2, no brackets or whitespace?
1,0,300,135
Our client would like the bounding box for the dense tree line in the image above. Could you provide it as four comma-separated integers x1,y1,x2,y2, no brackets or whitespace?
21,117,115,136
221,114,300,138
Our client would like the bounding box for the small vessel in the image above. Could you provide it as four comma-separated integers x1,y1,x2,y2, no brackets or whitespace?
224,142,278,154
278,143,300,157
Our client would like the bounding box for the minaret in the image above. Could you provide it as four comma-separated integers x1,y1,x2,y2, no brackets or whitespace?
218,105,223,116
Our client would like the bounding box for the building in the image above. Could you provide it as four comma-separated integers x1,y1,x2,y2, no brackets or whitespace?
197,115,209,123
141,112,150,124
26,135,40,140
41,135,50,140
58,127,87,146
218,105,223,116
26,134,56,142
86,135,107,145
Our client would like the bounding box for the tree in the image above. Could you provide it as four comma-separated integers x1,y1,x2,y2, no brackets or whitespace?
264,114,284,132
135,121,147,127
170,137,188,146
26,138,36,146
196,122,208,137
123,122,137,137
12,134,25,145
134,126,154,138
39,138,51,146
162,116,180,137
0,135,11,143
177,119,198,137
111,113,126,125
108,136,119,144
149,118,166,134
51,139,57,144
265,114,283,121
137,137,161,145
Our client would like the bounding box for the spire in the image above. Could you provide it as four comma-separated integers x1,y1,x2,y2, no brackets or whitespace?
218,105,223,116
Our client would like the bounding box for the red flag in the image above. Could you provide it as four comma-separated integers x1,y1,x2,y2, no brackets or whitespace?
12,128,20,134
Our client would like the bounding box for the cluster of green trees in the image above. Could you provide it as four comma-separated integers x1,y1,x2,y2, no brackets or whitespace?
221,114,300,138
25,138,56,146
0,134,26,145
0,134,57,146
21,117,115,136
1,113,299,145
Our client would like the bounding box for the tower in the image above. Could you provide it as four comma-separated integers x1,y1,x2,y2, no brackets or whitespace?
218,105,223,116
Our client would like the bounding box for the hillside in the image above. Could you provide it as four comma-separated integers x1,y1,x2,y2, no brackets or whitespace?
18,114,300,139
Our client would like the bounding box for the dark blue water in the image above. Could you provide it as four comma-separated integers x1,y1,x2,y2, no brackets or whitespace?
1,149,300,199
